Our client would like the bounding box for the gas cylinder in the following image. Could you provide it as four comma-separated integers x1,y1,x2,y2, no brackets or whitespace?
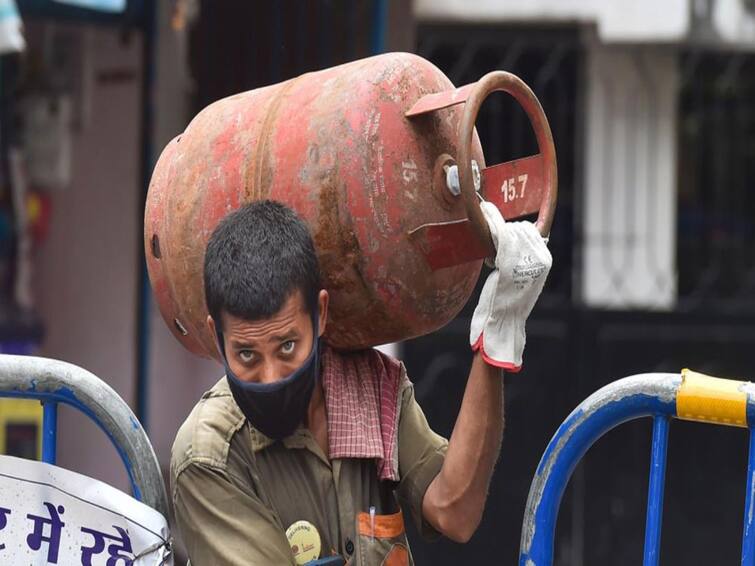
145,52,557,359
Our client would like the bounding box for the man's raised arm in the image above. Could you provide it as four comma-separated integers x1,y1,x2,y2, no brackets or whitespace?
422,202,552,542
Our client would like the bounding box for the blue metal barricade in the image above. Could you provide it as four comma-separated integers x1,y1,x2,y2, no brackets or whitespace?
519,369,755,566
0,354,169,518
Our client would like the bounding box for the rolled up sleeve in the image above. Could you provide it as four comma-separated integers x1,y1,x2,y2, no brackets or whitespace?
395,380,449,540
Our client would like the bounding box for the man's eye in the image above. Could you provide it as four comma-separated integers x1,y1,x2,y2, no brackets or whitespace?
238,350,255,363
281,341,296,355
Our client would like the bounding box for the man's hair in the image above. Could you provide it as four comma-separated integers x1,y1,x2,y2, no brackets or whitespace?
204,200,322,329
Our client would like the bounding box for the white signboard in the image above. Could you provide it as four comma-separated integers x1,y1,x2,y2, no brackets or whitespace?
0,455,172,565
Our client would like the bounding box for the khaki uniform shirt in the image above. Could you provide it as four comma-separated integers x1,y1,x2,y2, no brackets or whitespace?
171,369,448,566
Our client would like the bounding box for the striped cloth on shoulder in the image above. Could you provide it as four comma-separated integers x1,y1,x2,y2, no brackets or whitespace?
321,344,404,481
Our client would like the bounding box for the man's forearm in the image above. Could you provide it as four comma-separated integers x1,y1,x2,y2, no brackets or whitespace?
422,352,504,542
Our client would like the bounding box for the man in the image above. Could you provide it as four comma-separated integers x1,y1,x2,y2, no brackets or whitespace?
171,199,551,565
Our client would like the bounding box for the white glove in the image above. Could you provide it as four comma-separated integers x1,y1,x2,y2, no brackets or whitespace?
469,201,552,371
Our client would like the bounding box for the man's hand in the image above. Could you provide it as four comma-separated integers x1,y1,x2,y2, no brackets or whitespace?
470,201,552,371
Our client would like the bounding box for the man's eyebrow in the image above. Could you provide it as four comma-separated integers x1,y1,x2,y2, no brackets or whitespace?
271,330,299,342
229,339,256,349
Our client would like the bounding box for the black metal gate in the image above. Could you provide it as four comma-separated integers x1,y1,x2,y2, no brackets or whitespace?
406,24,755,565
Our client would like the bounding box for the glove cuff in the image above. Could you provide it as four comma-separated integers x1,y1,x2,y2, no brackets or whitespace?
471,334,522,373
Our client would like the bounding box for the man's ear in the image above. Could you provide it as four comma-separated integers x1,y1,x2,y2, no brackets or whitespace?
317,290,329,337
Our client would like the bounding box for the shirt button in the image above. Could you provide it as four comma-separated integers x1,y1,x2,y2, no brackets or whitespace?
345,539,354,555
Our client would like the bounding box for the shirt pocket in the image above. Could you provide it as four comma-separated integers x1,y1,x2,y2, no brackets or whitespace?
355,509,410,566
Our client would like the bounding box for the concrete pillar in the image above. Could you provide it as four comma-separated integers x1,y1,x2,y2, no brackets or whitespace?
147,0,222,469
581,40,679,309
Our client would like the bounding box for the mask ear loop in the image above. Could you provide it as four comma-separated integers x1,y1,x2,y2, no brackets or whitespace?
311,310,323,377
215,329,228,363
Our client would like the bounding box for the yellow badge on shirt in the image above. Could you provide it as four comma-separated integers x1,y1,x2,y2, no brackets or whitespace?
286,520,322,565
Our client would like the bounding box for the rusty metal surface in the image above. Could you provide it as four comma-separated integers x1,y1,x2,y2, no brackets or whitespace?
457,71,558,249
482,154,546,219
404,82,475,116
145,55,560,359
407,159,545,271
408,219,490,271
145,53,487,358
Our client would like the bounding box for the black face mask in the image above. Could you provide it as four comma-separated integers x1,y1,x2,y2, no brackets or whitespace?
217,317,319,440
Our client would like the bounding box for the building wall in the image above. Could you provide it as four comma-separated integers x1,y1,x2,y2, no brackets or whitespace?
415,0,755,46
28,4,223,493
414,0,690,41
33,25,142,490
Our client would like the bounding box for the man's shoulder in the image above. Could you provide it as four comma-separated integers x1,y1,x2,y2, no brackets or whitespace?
324,344,409,384
170,377,247,476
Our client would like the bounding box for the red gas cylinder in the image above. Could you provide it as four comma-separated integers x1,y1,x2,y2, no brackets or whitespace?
145,52,556,359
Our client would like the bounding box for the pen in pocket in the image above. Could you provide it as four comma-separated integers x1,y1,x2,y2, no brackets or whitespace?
369,506,375,542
